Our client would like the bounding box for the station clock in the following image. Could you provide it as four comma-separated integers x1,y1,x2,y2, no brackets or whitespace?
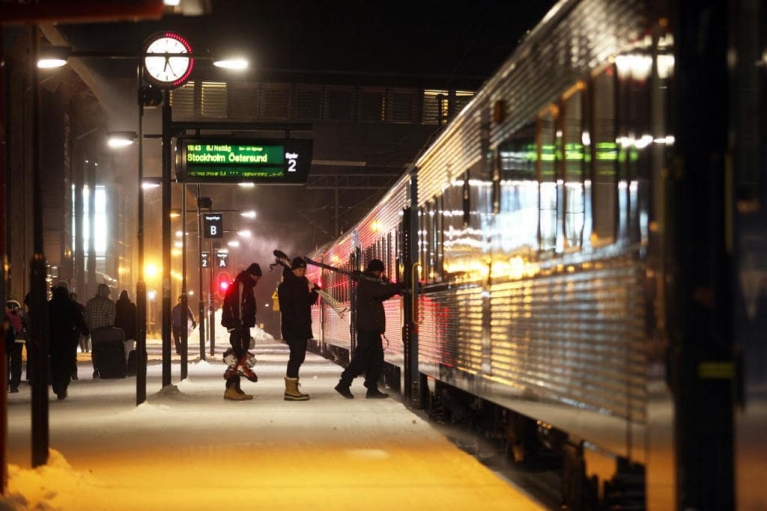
143,32,194,88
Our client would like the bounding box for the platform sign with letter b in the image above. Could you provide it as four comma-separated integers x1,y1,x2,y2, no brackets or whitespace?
203,213,223,238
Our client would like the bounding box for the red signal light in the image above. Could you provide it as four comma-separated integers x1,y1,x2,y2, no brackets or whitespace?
216,272,232,298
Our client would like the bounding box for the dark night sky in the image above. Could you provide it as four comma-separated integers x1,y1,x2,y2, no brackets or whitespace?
59,0,556,80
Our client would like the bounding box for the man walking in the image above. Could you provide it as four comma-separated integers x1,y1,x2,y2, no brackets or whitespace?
277,257,319,401
335,259,403,399
171,294,196,355
220,263,261,401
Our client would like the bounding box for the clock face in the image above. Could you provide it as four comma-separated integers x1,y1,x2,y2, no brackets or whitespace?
143,32,194,88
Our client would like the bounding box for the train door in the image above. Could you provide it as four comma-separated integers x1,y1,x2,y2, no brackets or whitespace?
401,170,421,409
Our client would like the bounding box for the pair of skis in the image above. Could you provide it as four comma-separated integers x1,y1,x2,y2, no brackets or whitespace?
271,250,350,319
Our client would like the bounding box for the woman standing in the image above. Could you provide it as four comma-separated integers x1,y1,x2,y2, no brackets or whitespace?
49,284,89,400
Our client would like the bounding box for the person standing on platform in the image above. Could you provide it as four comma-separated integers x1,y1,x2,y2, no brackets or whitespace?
85,283,116,379
277,257,319,401
115,290,137,365
335,259,403,399
69,292,89,355
171,294,196,355
85,284,116,331
5,300,24,393
49,283,89,400
220,263,261,401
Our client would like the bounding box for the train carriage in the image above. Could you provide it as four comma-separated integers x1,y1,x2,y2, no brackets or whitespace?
304,0,765,509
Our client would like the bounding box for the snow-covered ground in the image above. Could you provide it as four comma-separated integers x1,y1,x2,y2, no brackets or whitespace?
2,323,544,511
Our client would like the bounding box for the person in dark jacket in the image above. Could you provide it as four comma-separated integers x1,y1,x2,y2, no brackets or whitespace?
220,263,261,401
171,294,196,355
335,259,403,399
5,299,25,392
114,290,137,364
68,292,87,380
277,257,319,401
49,284,89,400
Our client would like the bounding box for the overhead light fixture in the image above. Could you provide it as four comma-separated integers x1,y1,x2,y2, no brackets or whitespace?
240,210,256,219
213,56,249,70
142,177,162,190
107,131,138,148
37,46,71,69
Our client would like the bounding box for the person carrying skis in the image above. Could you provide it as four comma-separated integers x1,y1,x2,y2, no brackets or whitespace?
277,257,319,401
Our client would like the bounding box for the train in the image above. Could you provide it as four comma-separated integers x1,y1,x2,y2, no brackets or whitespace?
298,0,765,509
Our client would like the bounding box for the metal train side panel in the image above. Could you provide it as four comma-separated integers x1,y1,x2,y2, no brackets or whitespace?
415,0,646,205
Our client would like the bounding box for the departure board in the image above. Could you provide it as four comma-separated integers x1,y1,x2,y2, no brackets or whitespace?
176,138,312,184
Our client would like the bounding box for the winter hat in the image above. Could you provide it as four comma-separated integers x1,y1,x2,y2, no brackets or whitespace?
291,257,307,269
246,263,262,277
366,259,385,272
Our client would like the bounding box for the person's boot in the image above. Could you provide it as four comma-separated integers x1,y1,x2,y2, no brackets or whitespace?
365,386,389,399
224,382,249,401
235,381,253,400
334,380,354,399
284,377,310,401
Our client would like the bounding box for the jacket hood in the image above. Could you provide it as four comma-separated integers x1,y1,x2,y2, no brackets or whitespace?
52,285,69,300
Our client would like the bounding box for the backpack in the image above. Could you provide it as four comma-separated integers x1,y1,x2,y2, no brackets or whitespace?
220,280,238,329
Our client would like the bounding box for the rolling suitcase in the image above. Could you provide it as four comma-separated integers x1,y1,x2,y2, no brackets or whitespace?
91,327,127,379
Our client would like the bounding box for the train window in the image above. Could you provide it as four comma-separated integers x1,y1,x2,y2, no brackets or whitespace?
616,53,652,245
418,205,431,283
433,194,444,279
538,109,558,251
462,171,471,229
497,122,539,253
563,87,585,249
427,199,441,282
442,170,468,272
590,67,617,247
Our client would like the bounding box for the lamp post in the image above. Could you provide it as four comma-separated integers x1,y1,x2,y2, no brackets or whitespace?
39,37,249,391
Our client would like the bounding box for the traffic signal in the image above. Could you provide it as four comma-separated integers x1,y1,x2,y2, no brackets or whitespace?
216,271,232,298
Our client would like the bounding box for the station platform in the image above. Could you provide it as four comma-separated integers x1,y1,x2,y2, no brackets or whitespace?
4,339,547,511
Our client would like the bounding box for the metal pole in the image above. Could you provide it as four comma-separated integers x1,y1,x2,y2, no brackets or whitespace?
0,27,7,495
180,184,188,379
87,160,96,297
30,26,50,469
209,238,215,356
197,185,205,361
135,54,147,405
161,89,172,387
